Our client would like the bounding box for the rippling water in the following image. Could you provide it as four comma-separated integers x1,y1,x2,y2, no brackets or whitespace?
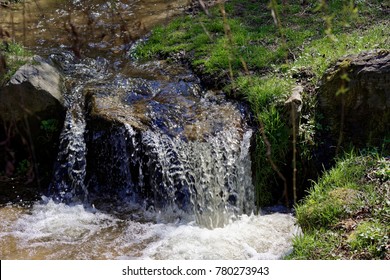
0,0,192,57
0,198,299,260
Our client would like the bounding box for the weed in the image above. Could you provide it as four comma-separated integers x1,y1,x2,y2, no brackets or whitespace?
40,119,60,135
16,159,30,176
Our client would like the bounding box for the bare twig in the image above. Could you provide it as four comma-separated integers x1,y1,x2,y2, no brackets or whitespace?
198,0,211,17
22,0,26,45
336,92,345,157
335,68,350,156
286,86,303,204
269,0,288,62
291,104,297,204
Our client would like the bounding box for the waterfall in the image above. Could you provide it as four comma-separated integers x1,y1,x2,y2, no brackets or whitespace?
141,129,254,228
0,0,300,261
49,54,255,228
48,53,110,204
50,85,88,204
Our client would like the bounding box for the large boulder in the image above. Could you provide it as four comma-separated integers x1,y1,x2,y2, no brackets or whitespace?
83,60,252,214
0,55,64,121
318,50,390,152
0,56,65,202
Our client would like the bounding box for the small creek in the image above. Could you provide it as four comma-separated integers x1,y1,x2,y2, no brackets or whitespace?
0,0,299,260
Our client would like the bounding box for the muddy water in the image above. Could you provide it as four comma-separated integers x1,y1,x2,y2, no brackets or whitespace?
0,0,191,56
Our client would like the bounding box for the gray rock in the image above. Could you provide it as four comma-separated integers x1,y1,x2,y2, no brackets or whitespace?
0,55,65,121
0,56,65,189
318,49,390,150
9,56,64,102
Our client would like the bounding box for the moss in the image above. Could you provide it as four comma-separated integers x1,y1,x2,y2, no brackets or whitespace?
329,187,361,206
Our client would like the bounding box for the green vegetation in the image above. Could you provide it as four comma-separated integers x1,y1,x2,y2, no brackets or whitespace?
235,76,292,206
135,0,388,78
39,119,61,145
289,24,388,82
0,41,32,86
134,0,389,207
288,153,389,259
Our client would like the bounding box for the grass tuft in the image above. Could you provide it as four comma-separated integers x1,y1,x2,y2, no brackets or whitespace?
289,153,390,259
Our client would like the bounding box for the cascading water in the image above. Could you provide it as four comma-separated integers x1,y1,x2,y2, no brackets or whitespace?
140,129,255,228
43,52,256,228
49,54,110,204
51,85,88,203
62,60,257,229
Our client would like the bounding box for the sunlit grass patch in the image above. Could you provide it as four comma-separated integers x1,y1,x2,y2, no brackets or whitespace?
289,153,390,259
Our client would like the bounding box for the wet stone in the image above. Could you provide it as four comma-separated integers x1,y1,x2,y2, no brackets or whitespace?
83,60,253,226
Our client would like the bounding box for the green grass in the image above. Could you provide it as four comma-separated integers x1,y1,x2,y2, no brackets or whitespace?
348,220,389,258
135,0,388,77
232,76,293,206
295,152,371,230
134,1,285,73
288,24,389,82
288,229,345,260
288,152,390,259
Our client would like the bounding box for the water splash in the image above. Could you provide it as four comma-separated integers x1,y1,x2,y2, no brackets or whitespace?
141,129,254,228
49,53,111,203
0,199,299,260
51,85,88,203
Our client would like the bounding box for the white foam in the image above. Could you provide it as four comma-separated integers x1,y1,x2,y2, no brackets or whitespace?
12,198,118,243
1,199,299,259
139,213,299,260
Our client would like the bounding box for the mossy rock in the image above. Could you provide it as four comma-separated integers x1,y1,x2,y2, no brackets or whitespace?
318,50,390,152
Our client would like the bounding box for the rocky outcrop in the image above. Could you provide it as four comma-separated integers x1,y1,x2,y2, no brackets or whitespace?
0,55,64,121
0,56,65,197
318,50,390,152
83,60,251,210
85,60,244,141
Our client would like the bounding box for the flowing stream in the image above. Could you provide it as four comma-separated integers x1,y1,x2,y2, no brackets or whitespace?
0,0,299,260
